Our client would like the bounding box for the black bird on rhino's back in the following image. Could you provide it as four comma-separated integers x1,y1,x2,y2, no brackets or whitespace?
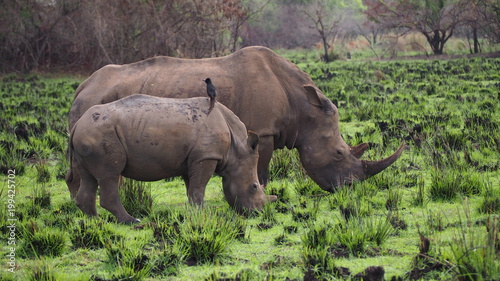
204,78,217,113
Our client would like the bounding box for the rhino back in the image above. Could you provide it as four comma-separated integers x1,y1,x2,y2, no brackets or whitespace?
70,47,315,149
76,95,232,180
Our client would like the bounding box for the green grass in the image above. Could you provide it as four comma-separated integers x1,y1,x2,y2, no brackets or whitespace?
1,55,499,280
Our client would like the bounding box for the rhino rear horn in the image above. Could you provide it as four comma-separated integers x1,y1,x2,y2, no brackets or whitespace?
362,142,407,178
350,143,370,159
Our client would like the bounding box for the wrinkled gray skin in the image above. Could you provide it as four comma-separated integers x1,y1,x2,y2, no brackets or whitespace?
67,46,404,196
70,95,277,223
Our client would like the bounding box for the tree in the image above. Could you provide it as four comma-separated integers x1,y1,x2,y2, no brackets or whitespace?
460,0,482,53
353,0,387,58
304,0,342,62
365,0,466,55
477,0,500,43
303,0,361,62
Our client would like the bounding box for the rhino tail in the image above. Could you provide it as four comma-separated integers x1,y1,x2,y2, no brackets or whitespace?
67,125,78,178
64,126,78,197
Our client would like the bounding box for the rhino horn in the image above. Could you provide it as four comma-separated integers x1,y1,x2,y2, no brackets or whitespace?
362,142,407,178
267,195,278,202
350,143,370,159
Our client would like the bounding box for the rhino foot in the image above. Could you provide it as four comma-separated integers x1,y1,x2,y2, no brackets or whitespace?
119,217,141,224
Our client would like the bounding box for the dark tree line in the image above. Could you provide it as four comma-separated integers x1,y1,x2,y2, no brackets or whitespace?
0,0,251,72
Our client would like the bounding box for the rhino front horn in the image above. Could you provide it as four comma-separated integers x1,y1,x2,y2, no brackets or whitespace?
362,142,406,178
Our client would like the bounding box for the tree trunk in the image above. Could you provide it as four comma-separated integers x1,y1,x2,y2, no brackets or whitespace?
427,30,444,55
321,31,330,62
472,26,479,53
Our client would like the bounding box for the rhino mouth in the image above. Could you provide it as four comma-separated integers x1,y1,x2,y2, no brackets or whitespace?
323,174,360,192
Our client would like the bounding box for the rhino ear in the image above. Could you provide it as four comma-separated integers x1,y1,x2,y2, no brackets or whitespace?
304,85,335,114
247,130,259,152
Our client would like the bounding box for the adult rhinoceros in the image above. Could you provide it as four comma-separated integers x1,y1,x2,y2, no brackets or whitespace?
70,94,276,223
67,46,404,196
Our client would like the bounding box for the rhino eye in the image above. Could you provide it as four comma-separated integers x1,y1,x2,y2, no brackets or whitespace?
336,150,343,155
251,183,259,192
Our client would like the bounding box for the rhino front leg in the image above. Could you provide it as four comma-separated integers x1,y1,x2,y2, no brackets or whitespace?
257,136,274,186
98,176,139,223
185,160,218,205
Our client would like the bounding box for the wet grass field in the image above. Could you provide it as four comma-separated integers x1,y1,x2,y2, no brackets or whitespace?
1,55,499,280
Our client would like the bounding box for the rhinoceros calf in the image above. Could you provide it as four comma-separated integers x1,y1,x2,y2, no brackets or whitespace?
70,94,276,223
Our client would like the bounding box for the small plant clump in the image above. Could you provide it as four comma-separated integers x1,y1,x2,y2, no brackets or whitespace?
151,206,247,265
20,224,67,258
71,218,121,249
35,162,51,183
25,260,58,281
103,239,152,280
446,215,500,280
478,188,500,214
429,169,486,201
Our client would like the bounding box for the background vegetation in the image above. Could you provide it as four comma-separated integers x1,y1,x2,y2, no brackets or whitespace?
1,49,499,279
1,0,499,72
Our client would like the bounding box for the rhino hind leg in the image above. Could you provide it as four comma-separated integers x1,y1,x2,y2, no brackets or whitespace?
185,160,218,205
66,158,81,198
74,168,99,217
98,176,139,223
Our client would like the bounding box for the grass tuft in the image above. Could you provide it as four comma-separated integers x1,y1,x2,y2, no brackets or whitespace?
35,162,51,183
268,148,303,180
20,224,67,258
26,259,57,281
447,215,500,280
151,206,246,265
119,178,153,219
430,169,486,201
71,218,121,249
104,239,151,280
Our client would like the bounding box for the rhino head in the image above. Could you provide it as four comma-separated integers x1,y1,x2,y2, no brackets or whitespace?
297,85,405,191
221,131,278,212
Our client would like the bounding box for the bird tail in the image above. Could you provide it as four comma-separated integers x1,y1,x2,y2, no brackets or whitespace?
208,97,215,114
